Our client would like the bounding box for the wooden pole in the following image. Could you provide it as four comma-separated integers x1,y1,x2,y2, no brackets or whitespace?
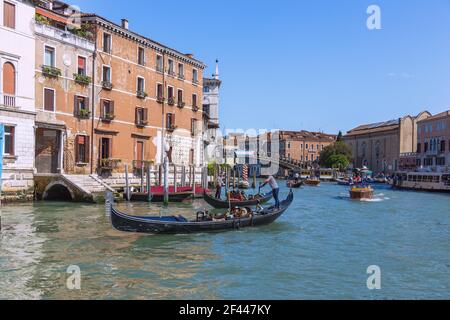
181,165,186,187
146,165,152,202
140,163,144,192
125,164,130,201
159,164,163,186
252,168,257,189
192,165,196,197
173,164,177,193
233,169,236,189
164,157,169,205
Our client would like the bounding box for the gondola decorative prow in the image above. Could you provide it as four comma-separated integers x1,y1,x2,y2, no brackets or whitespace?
105,191,114,216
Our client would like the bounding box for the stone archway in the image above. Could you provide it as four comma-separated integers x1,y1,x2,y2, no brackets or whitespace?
43,181,75,201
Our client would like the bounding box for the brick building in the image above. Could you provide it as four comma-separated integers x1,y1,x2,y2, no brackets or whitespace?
279,130,337,164
33,1,205,178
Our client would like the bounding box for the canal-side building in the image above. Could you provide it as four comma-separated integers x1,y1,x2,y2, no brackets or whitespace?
415,110,450,171
0,0,36,201
343,111,431,174
79,14,206,176
202,60,221,164
279,130,337,165
34,3,95,175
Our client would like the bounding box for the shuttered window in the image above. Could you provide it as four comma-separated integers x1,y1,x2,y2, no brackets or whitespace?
75,135,89,163
44,88,55,111
3,1,15,29
78,56,86,75
4,125,14,155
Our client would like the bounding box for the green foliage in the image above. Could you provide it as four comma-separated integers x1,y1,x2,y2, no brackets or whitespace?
35,14,50,25
337,131,343,141
319,141,352,170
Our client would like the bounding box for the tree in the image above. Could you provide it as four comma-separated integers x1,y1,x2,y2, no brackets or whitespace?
337,131,343,142
319,141,352,170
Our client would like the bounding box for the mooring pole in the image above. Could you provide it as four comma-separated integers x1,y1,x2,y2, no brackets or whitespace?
164,157,169,205
140,163,144,192
181,165,186,187
192,165,196,197
146,165,152,202
173,164,177,193
252,168,257,189
125,164,130,201
233,169,236,189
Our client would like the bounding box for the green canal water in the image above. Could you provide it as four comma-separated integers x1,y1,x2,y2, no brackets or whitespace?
0,183,449,299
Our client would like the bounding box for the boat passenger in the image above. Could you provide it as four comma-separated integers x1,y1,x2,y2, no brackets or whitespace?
215,176,223,199
261,175,280,208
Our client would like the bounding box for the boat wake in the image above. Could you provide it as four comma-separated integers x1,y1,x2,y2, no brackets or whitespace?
337,193,389,202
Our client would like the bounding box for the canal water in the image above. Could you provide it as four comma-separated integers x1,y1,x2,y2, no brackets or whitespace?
0,183,449,299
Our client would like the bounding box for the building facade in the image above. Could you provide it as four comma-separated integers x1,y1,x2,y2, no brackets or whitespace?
34,2,95,175
279,130,337,164
0,0,36,201
32,1,206,180
202,60,221,164
416,110,450,171
344,111,431,174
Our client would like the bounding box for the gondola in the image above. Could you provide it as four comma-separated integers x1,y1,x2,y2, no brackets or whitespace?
203,191,273,208
109,191,294,234
287,180,303,188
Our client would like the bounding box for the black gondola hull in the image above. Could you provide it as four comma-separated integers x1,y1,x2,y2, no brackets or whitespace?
202,192,273,208
110,192,293,234
127,192,192,202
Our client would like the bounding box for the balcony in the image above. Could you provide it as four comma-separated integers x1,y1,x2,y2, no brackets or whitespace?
168,97,175,106
35,22,95,51
102,81,113,90
77,109,91,119
42,65,61,78
167,125,177,132
136,91,148,99
156,96,165,104
100,113,115,122
177,101,185,108
192,105,199,112
73,73,92,85
2,94,16,108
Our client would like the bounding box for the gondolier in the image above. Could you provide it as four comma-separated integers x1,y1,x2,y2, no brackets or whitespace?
261,175,280,208
215,175,223,199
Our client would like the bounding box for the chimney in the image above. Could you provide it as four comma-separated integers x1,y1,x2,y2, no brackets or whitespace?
185,53,194,59
121,19,129,30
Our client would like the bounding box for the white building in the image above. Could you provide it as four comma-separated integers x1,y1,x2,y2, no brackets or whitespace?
0,0,36,201
202,60,221,163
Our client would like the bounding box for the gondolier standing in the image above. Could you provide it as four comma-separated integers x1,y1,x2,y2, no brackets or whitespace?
261,175,280,208
215,175,223,199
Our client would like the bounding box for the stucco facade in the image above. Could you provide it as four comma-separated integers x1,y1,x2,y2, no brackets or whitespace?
344,111,431,174
0,0,36,201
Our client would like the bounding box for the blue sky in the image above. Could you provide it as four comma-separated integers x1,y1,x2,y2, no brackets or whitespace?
75,0,450,134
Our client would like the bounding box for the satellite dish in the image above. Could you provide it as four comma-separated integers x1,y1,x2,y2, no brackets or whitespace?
63,54,72,67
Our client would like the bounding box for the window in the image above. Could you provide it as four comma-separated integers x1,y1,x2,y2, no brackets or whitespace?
203,86,210,93
191,118,197,136
157,83,163,100
177,89,183,103
440,140,446,153
44,88,55,111
168,59,174,75
166,113,175,129
417,143,421,153
74,95,89,116
316,144,319,150
103,33,111,53
305,144,308,149
100,137,111,160
301,144,303,149
3,1,15,29
135,107,148,126
137,77,145,92
77,56,86,76
102,66,111,82
44,46,55,67
192,69,198,83
75,135,89,163
178,63,184,78
436,157,445,166
424,142,428,153
138,47,145,65
167,86,174,99
306,155,309,161
100,100,114,120
192,94,197,108
3,126,14,155
3,62,15,99
156,55,163,72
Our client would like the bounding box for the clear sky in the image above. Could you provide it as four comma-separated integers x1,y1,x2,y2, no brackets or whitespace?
74,0,450,134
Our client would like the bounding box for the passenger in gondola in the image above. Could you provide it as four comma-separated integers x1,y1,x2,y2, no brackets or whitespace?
294,172,300,182
215,175,223,199
260,175,280,208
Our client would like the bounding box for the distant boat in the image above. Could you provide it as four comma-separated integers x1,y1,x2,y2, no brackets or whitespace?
287,180,303,188
304,178,321,186
336,178,353,186
349,186,374,200
392,171,450,192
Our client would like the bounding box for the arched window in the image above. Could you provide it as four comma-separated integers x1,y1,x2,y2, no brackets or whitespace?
3,62,16,95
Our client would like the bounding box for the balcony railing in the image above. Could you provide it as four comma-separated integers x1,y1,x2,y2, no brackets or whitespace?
178,73,185,80
167,125,177,132
35,22,95,51
136,91,148,99
74,73,92,85
3,94,16,108
77,109,91,119
100,158,121,170
102,81,113,90
177,101,185,108
168,70,176,77
156,95,165,104
100,113,115,122
192,105,199,112
168,97,175,106
42,65,61,78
